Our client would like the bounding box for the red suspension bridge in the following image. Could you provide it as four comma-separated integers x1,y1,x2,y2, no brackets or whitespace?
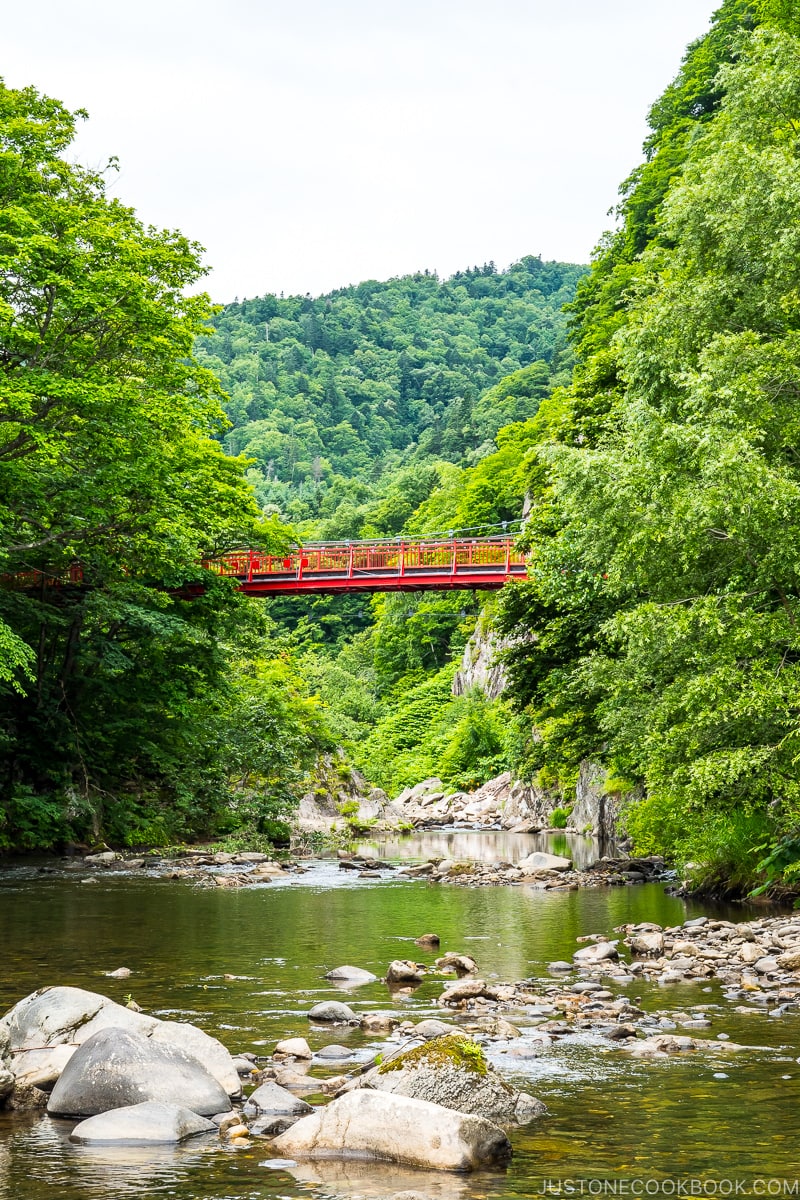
204,535,527,595
7,536,527,597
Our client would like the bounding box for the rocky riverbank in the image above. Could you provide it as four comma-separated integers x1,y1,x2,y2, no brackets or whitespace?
3,908,798,1181
297,765,625,842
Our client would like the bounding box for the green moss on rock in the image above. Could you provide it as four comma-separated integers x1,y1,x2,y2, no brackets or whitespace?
378,1033,487,1077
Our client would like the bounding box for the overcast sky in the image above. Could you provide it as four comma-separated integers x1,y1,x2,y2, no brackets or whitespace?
5,0,720,302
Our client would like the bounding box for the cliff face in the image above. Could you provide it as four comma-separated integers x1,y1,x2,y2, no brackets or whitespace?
449,611,628,840
451,622,509,700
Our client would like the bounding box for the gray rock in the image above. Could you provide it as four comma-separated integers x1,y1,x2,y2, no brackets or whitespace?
627,932,664,956
573,941,619,964
314,1044,353,1060
360,1013,400,1034
386,961,424,985
244,1079,313,1133
435,953,478,976
10,1044,77,1090
245,1080,314,1116
272,1088,512,1171
363,1034,544,1125
149,1021,242,1096
307,1002,358,1025
2,986,158,1052
274,1037,312,1059
517,852,572,873
413,1019,461,1041
439,979,488,1004
324,966,378,986
47,1027,231,1118
69,1101,215,1144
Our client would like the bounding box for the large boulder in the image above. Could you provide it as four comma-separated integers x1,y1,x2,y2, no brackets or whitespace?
149,1022,241,1097
2,986,157,1052
271,1088,511,1171
361,1034,544,1125
47,1027,231,1118
70,1101,215,1144
1,987,240,1097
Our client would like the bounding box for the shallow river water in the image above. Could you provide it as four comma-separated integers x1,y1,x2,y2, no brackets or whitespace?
1,833,798,1200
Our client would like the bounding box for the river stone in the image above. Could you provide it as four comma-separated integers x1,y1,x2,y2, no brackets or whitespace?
150,1021,241,1096
517,852,572,873
439,979,488,1004
244,1080,313,1133
324,966,378,986
386,961,424,984
272,1088,512,1171
414,933,441,948
1,986,158,1053
363,1034,544,1125
754,957,780,975
307,1001,358,1024
435,953,478,976
573,941,619,964
11,1044,77,1090
70,1101,215,1144
360,1013,400,1034
314,1044,352,1060
47,1026,231,1118
1,987,240,1098
413,1019,462,1040
274,1037,312,1059
777,949,800,971
627,931,664,956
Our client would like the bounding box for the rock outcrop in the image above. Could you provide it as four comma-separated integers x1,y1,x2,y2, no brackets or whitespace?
451,622,510,700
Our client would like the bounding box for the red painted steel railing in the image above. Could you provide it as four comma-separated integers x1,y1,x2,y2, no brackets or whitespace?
203,536,527,594
4,537,527,597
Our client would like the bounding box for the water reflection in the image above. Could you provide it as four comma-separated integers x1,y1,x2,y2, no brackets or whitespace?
355,830,614,869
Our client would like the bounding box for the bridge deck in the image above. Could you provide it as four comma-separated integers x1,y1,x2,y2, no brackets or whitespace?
204,536,526,594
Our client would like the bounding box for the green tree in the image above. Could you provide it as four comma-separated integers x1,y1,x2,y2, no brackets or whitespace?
0,79,288,847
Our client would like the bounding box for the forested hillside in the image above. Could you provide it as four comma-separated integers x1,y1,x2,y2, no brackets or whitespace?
196,259,581,537
182,262,586,809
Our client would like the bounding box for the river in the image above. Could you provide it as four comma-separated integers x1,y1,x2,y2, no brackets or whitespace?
0,832,797,1199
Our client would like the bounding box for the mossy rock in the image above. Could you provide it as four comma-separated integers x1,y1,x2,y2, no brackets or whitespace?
368,1034,544,1125
378,1033,487,1077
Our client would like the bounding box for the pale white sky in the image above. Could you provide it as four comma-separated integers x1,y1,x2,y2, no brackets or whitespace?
5,0,720,301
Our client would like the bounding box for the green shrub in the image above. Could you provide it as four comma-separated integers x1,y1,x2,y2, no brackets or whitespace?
549,806,571,828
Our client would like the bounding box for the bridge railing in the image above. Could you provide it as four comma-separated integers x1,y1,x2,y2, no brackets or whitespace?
202,536,525,582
